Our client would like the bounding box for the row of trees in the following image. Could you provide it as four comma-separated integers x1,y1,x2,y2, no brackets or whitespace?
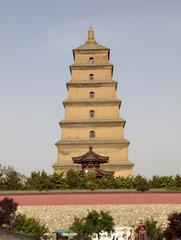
0,197,48,238
70,210,181,240
0,166,181,191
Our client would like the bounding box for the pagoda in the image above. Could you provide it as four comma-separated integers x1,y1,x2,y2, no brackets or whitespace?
72,146,114,177
53,27,134,177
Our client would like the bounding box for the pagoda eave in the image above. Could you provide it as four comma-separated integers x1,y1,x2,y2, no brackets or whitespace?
66,80,117,88
73,45,110,51
73,48,110,61
73,159,108,164
55,139,130,146
72,150,109,163
79,169,114,177
59,119,126,127
70,63,113,68
69,64,113,76
63,99,121,107
53,162,134,168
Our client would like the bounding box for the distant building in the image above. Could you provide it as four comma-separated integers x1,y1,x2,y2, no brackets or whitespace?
53,27,133,177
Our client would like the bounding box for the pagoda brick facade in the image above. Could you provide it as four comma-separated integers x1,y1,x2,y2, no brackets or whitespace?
53,27,134,177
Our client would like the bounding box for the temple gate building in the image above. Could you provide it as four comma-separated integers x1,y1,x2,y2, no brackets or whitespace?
53,27,134,177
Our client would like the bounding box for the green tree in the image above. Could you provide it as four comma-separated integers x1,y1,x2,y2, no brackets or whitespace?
133,175,149,192
0,170,23,190
78,175,88,189
0,173,5,190
70,216,88,240
5,170,23,190
50,172,66,189
115,176,134,189
175,175,181,190
94,177,108,189
66,169,80,189
149,175,162,189
145,217,163,240
26,170,54,190
12,214,48,238
86,210,114,240
157,176,175,190
70,210,114,240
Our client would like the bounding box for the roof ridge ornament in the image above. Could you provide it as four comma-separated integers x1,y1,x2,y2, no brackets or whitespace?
89,146,93,151
88,26,95,41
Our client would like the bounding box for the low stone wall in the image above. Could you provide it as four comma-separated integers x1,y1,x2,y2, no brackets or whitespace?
18,204,181,232
0,228,36,240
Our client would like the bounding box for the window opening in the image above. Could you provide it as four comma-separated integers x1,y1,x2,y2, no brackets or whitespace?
89,74,94,80
89,130,95,138
89,91,95,98
89,110,95,118
89,57,94,63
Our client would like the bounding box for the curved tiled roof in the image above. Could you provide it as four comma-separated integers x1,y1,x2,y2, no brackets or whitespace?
72,146,109,163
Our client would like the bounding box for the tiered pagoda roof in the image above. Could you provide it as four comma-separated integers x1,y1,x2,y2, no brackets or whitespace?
72,146,114,177
72,146,109,164
73,26,110,59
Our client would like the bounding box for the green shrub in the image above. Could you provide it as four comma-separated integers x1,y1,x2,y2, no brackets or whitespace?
0,170,23,190
12,214,48,238
50,172,67,189
135,217,163,240
115,176,134,189
0,197,18,229
25,170,54,190
175,175,181,190
70,210,114,240
66,169,80,189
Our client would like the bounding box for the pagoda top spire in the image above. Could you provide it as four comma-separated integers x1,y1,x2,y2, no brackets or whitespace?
88,26,95,41
73,27,109,55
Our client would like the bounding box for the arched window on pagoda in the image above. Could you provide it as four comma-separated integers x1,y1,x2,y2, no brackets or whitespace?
89,91,95,98
89,110,95,118
89,130,95,138
89,74,94,80
89,57,94,64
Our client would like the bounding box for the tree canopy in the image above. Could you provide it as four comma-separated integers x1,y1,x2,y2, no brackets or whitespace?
0,165,181,191
0,197,48,238
70,210,114,240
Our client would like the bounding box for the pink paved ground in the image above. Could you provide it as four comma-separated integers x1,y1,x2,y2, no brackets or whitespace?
0,193,181,206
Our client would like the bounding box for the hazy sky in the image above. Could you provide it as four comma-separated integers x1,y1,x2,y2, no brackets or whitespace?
0,0,180,177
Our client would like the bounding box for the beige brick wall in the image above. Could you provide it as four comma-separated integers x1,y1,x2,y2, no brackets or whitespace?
74,51,109,64
57,144,128,165
64,105,120,120
61,125,124,140
18,204,181,233
68,86,116,99
71,68,112,81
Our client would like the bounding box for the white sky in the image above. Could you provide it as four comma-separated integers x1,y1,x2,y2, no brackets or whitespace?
0,0,180,177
